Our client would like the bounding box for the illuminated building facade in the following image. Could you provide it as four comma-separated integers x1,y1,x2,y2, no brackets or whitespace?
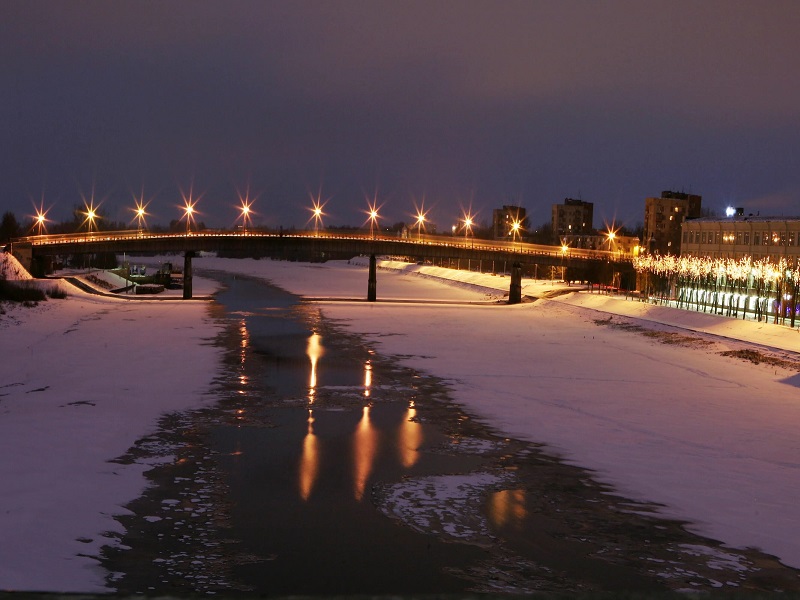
643,191,702,255
681,216,800,262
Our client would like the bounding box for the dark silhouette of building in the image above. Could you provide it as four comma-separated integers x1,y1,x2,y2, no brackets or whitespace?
643,191,702,255
492,205,529,240
552,198,593,244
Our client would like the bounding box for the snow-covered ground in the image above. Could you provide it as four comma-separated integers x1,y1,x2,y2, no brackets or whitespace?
193,256,800,571
2,251,800,591
0,253,223,592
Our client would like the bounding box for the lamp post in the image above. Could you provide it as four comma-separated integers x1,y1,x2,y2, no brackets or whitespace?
81,201,100,233
413,201,428,241
415,212,426,240
463,215,474,248
606,230,616,253
309,201,325,236
510,219,521,250
236,187,257,234
183,202,195,234
135,206,146,232
239,202,252,234
33,206,49,236
179,185,202,234
365,198,381,239
130,189,150,234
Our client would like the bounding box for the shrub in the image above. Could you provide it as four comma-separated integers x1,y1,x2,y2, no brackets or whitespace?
0,280,47,302
46,286,68,299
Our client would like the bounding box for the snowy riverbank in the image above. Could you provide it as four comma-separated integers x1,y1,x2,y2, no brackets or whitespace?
0,253,223,592
194,256,800,571
3,251,800,591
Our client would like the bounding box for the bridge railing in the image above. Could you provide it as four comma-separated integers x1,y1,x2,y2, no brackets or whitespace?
12,228,631,262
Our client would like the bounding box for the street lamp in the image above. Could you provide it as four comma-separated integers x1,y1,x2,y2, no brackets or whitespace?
240,203,251,233
81,200,101,233
130,192,150,234
461,210,475,248
308,193,328,236
179,185,202,234
510,219,522,249
183,203,195,233
364,197,381,239
236,187,257,234
414,203,428,240
31,202,50,236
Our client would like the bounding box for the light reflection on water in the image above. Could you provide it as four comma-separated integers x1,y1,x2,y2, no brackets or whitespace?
488,488,527,530
302,332,396,501
353,405,379,501
208,273,489,594
364,359,372,398
238,318,249,392
306,332,322,402
398,402,422,468
299,409,319,501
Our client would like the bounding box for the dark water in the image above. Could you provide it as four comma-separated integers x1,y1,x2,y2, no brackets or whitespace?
105,272,795,596
205,274,488,595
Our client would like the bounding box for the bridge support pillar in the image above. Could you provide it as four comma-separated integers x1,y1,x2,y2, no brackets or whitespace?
509,262,522,304
367,254,377,302
183,251,195,299
11,243,33,276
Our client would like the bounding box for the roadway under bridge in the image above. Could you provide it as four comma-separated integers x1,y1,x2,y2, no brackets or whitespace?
11,231,635,302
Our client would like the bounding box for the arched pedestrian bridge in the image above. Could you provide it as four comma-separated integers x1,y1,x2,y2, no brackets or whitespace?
11,230,634,303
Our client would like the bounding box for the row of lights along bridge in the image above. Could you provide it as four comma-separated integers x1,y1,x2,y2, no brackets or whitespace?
27,190,527,246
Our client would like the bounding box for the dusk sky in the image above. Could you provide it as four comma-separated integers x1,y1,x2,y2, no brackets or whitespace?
3,1,800,233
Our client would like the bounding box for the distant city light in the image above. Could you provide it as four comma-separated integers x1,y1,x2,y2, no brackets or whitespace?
725,206,736,217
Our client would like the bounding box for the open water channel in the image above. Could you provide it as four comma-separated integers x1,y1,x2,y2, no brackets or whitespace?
103,271,800,595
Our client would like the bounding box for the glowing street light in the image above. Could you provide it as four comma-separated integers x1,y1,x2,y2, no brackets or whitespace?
31,201,50,236
603,220,619,244
81,200,101,233
240,203,251,233
364,196,382,239
179,185,202,234
413,201,428,241
510,219,522,248
307,192,328,236
236,188,256,234
183,202,196,233
130,191,150,233
461,209,476,248
605,225,620,257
